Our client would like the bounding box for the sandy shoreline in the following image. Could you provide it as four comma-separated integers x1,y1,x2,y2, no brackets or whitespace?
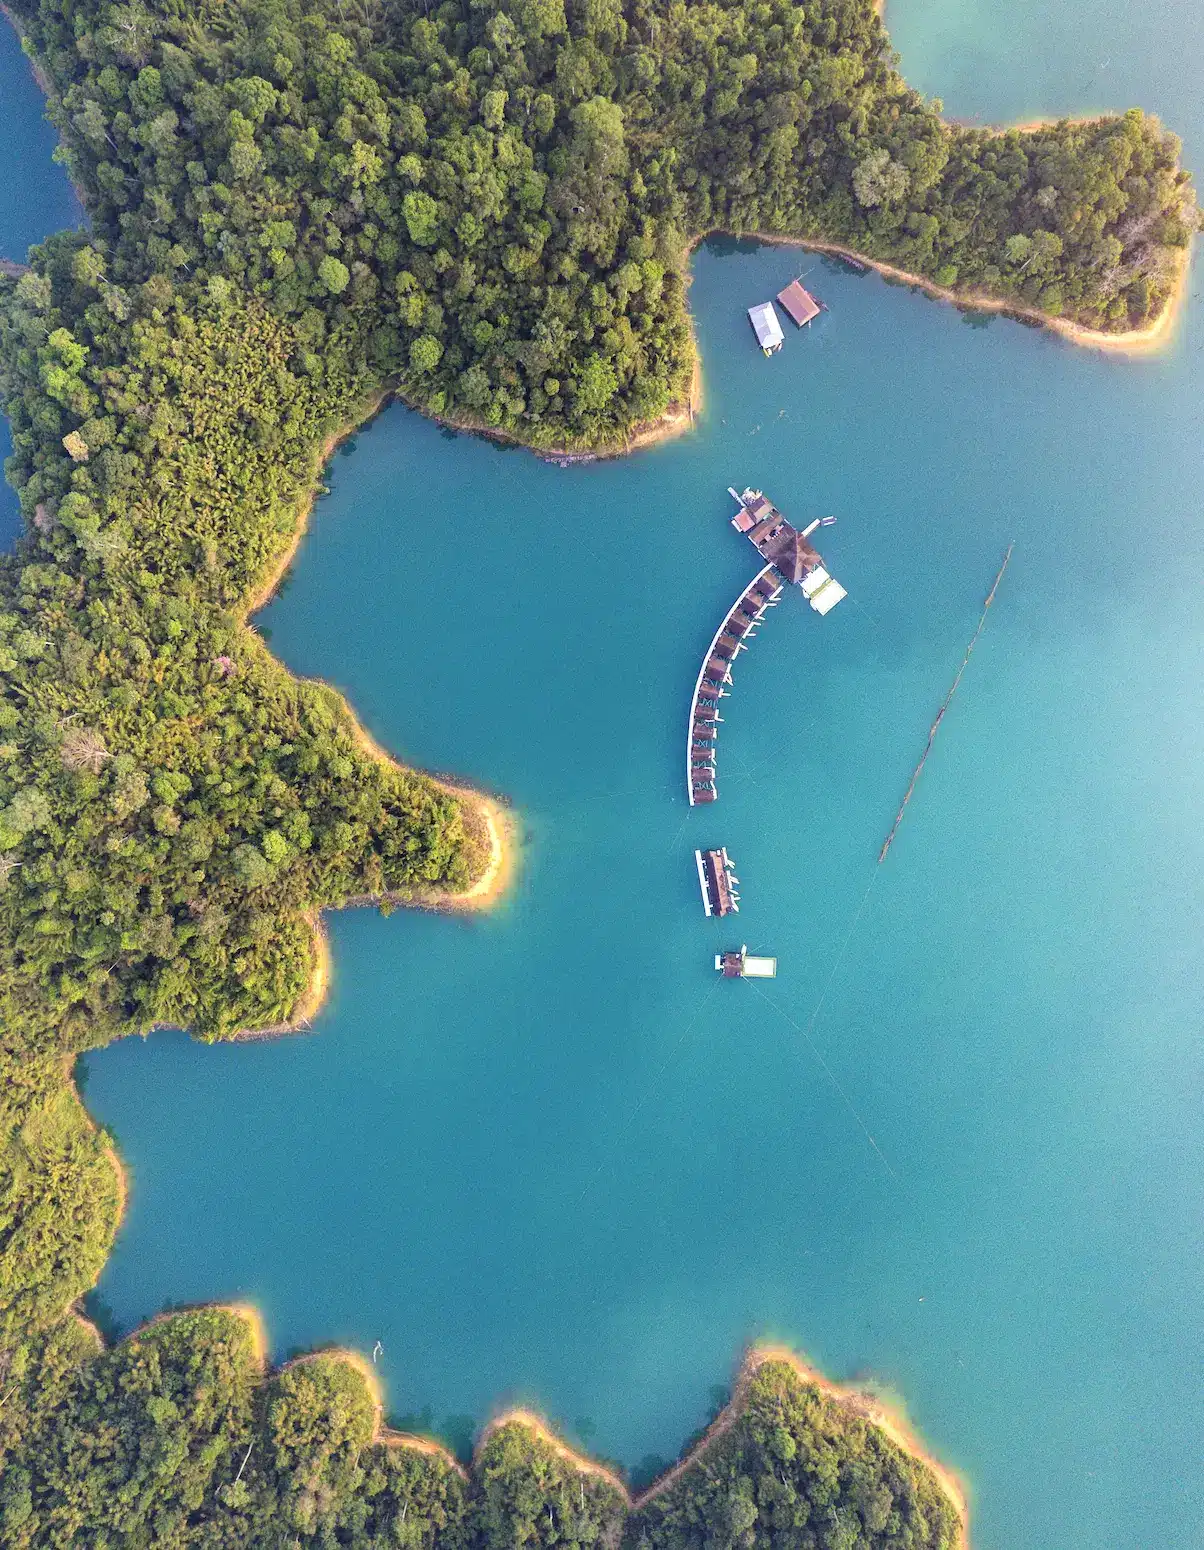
244,392,388,618
708,229,1190,359
49,1303,969,1541
276,1346,472,1477
231,385,517,1042
100,1302,269,1368
622,1343,968,1543
398,333,703,464
58,1053,129,1302
454,1343,969,1537
336,717,515,915
230,783,512,1042
479,1408,630,1498
425,783,513,911
738,1346,970,1538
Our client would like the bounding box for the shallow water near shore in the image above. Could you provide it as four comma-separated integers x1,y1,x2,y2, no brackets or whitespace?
4,2,1203,1546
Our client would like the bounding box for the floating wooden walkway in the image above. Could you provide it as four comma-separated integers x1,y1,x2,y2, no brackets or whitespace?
686,564,783,805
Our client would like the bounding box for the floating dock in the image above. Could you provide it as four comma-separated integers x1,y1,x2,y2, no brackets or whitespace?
730,488,846,613
695,847,740,917
716,945,777,979
776,279,822,327
686,564,782,805
748,301,784,355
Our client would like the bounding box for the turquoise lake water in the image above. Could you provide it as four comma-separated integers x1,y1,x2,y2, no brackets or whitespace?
5,5,1204,1547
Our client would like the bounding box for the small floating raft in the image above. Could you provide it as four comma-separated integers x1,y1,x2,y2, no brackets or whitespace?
716,945,777,978
748,301,784,355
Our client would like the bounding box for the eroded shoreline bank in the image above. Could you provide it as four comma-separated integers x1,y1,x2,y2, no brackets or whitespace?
232,389,518,1043
57,1310,971,1545
742,1346,970,1532
758,231,1190,357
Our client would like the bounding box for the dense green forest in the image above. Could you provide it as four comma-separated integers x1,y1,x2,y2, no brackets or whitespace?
0,0,1194,1535
0,1323,961,1550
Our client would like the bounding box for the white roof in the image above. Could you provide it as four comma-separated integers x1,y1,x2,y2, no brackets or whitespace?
801,565,830,597
748,303,784,349
808,577,847,615
742,954,777,978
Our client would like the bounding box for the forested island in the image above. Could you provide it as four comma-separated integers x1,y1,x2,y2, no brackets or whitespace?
0,0,1197,1536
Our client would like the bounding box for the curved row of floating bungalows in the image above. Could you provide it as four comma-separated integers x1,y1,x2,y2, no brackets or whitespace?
687,564,784,806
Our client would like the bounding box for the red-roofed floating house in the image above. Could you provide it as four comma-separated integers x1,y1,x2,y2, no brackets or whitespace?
776,278,823,327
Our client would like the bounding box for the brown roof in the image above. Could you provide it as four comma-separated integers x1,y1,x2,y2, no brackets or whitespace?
748,516,783,549
777,279,821,326
702,849,736,916
751,524,821,585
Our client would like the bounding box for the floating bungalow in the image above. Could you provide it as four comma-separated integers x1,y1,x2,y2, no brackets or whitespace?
695,847,740,916
686,564,782,806
748,301,784,356
683,490,848,803
716,945,778,979
729,489,846,614
776,279,822,327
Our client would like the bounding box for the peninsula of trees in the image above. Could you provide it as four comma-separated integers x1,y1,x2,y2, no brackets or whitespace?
0,0,1196,1536
0,1322,964,1550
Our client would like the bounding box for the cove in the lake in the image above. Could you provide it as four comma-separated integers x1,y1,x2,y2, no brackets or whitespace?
87,216,1204,1550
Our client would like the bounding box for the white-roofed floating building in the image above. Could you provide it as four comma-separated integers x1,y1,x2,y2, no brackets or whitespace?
747,301,784,355
800,565,848,615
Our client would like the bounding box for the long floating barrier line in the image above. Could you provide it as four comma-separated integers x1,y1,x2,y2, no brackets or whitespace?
878,542,1015,865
